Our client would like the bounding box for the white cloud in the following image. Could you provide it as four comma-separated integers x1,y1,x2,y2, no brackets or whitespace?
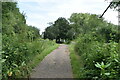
18,0,118,34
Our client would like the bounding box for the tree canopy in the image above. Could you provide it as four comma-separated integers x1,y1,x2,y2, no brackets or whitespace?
44,17,73,43
44,13,118,43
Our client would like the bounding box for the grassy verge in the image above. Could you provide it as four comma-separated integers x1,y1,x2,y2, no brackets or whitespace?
69,43,83,78
29,44,59,68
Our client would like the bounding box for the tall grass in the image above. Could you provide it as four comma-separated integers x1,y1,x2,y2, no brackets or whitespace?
69,43,83,78
28,42,59,72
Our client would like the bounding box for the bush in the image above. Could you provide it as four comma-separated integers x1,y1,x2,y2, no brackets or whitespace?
73,34,120,79
2,2,58,79
2,37,58,79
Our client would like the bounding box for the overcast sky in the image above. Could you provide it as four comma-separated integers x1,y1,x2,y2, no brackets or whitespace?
17,0,118,34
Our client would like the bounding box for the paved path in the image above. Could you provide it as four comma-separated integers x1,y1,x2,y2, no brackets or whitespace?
30,44,73,78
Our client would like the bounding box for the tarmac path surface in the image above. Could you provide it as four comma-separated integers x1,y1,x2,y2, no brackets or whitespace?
30,44,73,78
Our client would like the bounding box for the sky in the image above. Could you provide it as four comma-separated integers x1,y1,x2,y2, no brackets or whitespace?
17,0,118,34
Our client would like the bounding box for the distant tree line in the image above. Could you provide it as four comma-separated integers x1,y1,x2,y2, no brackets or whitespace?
43,13,119,43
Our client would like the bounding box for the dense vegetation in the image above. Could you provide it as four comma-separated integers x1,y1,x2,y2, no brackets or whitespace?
1,0,120,80
68,1,120,79
69,13,120,79
43,17,74,43
44,10,120,80
2,2,58,79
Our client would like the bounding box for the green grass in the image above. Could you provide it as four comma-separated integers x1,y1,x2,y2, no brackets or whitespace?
69,43,83,78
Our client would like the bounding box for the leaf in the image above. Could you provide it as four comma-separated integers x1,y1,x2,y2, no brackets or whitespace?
12,63,18,67
101,62,104,66
104,73,110,76
0,59,6,63
114,59,119,62
101,62,105,69
21,61,26,66
5,56,8,58
0,51,5,54
105,63,111,68
95,62,101,68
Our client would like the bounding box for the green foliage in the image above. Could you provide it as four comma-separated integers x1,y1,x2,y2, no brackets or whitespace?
44,17,74,43
44,13,118,43
2,1,119,79
69,13,103,36
68,12,119,79
2,38,58,79
108,0,120,10
95,62,111,77
2,2,58,79
44,25,56,40
104,0,120,11
73,34,120,79
69,43,83,78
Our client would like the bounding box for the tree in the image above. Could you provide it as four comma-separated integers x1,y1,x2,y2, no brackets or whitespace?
44,17,72,43
54,17,71,42
100,0,120,18
43,25,55,40
69,13,104,36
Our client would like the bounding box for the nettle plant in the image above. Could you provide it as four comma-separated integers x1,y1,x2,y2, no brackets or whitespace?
95,62,111,78
94,41,120,79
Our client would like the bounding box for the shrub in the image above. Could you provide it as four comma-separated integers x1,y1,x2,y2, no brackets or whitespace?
74,34,120,79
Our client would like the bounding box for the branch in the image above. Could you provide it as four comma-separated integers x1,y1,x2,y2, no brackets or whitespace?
99,2,112,18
